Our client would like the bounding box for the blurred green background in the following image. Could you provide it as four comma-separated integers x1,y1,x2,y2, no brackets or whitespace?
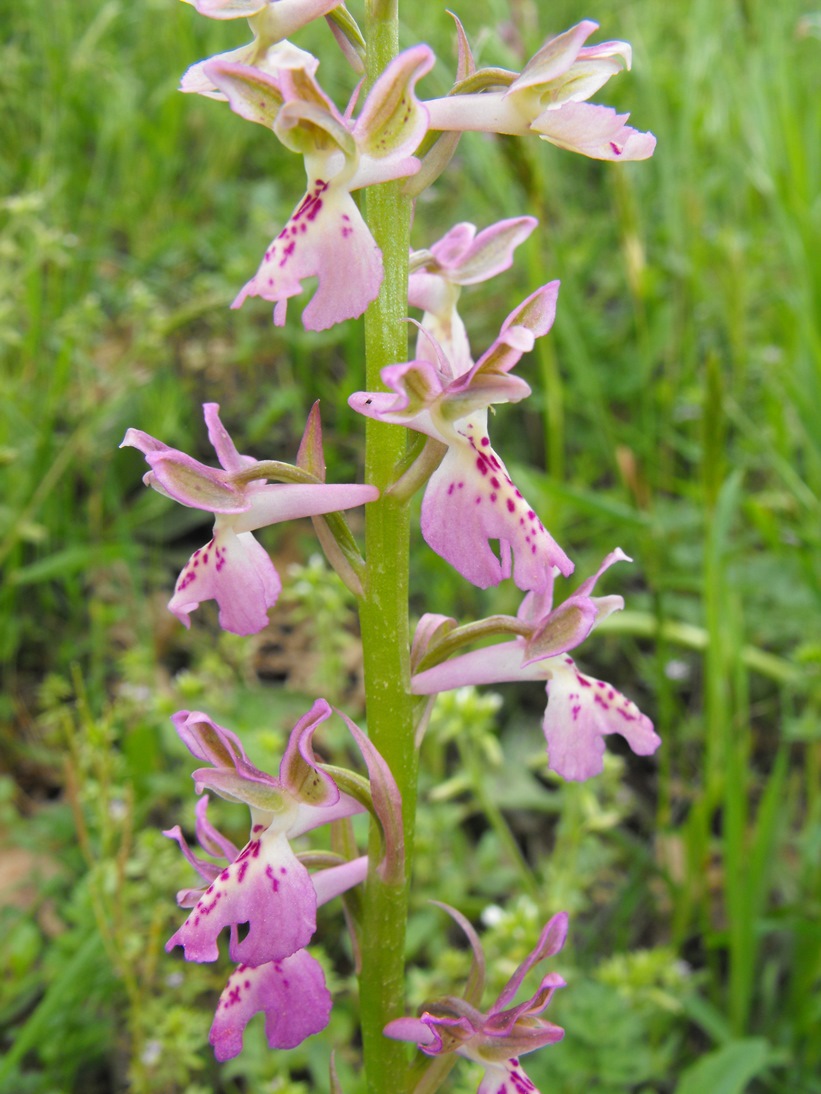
1,0,820,1091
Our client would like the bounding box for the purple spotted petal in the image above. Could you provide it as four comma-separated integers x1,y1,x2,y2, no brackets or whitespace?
168,527,281,636
543,658,660,780
209,949,331,1060
232,180,383,331
476,1059,541,1094
421,427,573,590
166,828,316,966
532,101,657,161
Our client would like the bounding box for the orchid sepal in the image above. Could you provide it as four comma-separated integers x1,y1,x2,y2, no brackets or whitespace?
191,767,292,813
352,44,434,171
201,60,285,129
279,699,340,806
411,217,538,289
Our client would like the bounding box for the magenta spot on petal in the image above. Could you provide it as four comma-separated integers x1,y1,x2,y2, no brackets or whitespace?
577,674,592,687
490,477,500,488
476,457,488,475
610,141,623,155
507,498,516,513
481,436,490,446
490,492,497,502
594,694,609,709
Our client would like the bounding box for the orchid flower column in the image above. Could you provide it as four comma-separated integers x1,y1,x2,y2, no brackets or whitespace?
357,2,419,1089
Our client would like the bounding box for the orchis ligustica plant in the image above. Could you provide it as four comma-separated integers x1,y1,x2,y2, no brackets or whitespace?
123,5,658,1091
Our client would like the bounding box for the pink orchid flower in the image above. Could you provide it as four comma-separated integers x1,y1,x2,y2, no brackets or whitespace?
409,216,538,377
166,795,367,1059
121,403,377,635
412,550,660,781
165,700,366,968
386,909,568,1094
164,697,402,1059
205,44,434,329
180,1,342,98
425,20,656,161
350,284,574,592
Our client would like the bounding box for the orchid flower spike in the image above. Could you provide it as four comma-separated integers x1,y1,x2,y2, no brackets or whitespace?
205,44,434,329
425,20,656,161
409,216,538,377
121,403,377,634
412,550,660,781
166,794,367,1059
350,284,574,592
385,910,568,1094
180,1,343,99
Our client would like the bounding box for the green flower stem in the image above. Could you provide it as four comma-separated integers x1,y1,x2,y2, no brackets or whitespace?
358,3,417,1091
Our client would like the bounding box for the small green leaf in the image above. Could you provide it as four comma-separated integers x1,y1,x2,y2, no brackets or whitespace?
675,1038,771,1094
